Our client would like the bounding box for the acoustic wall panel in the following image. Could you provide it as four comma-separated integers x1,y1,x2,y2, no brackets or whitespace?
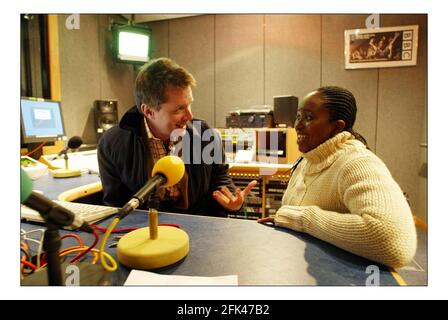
265,15,321,111
169,16,215,125
147,20,169,59
376,15,427,221
98,15,135,120
58,15,101,144
321,14,379,152
215,15,265,128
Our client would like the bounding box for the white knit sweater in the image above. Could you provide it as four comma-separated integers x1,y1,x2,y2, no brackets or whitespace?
275,131,417,268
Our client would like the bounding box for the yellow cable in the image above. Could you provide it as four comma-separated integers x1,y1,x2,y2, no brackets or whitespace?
92,253,99,264
389,268,407,286
25,218,121,273
99,217,120,272
59,246,99,260
58,248,115,268
57,245,98,265
39,246,117,269
60,247,110,262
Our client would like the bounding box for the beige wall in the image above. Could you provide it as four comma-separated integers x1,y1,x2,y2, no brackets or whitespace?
171,15,216,123
57,15,136,145
56,14,427,221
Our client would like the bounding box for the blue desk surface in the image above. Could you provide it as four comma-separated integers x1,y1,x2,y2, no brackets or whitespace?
22,173,398,286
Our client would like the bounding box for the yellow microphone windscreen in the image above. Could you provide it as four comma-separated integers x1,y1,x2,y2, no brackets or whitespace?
152,155,185,187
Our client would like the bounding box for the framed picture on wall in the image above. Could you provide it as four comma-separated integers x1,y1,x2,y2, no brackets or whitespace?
344,25,419,69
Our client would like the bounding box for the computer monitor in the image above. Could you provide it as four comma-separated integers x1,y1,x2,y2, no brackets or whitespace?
20,97,66,144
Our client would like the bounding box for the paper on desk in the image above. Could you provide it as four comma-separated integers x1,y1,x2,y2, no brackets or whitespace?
124,270,238,286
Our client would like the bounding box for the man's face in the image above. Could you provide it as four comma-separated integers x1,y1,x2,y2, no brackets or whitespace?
143,85,194,141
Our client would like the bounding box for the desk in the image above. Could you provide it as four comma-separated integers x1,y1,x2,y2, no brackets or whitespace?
21,173,400,285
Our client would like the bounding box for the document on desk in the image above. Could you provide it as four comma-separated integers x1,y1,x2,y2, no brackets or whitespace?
124,270,238,286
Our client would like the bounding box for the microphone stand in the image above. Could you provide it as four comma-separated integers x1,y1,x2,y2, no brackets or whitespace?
116,184,189,270
42,221,63,286
148,191,160,211
64,151,69,170
147,192,160,240
23,207,110,286
51,149,81,178
51,149,66,162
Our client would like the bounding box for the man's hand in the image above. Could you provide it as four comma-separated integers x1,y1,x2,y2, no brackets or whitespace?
213,180,258,212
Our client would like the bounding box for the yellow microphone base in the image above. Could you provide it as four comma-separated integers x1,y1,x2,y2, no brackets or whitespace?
117,226,189,270
51,168,82,178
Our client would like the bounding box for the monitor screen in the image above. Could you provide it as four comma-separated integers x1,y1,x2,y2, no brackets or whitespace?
118,31,150,62
113,25,151,64
20,97,66,144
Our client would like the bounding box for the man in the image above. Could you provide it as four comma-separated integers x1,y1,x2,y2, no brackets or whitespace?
98,57,256,217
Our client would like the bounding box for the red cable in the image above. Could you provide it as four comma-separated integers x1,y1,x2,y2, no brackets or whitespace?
24,143,45,157
69,229,99,264
21,254,29,275
60,233,84,246
21,260,37,270
40,233,85,265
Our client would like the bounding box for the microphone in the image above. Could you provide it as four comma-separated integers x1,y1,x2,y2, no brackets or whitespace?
52,136,83,161
21,169,93,233
117,155,185,220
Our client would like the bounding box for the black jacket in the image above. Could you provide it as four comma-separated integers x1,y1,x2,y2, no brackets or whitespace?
97,106,236,217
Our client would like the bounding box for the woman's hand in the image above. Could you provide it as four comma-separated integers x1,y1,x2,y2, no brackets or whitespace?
257,216,275,225
213,180,258,212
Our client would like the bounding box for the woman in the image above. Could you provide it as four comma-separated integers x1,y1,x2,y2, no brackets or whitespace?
258,86,416,268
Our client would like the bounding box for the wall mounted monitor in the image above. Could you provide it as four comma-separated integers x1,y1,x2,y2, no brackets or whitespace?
112,24,151,64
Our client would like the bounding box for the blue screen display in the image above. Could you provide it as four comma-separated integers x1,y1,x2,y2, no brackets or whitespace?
21,99,64,138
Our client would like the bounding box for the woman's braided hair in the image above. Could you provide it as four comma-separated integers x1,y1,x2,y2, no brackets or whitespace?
317,86,368,147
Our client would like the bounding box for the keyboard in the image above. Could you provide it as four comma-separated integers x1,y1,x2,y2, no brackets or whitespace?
21,200,119,229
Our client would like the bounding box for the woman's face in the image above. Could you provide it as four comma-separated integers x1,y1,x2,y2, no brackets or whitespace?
294,91,341,153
